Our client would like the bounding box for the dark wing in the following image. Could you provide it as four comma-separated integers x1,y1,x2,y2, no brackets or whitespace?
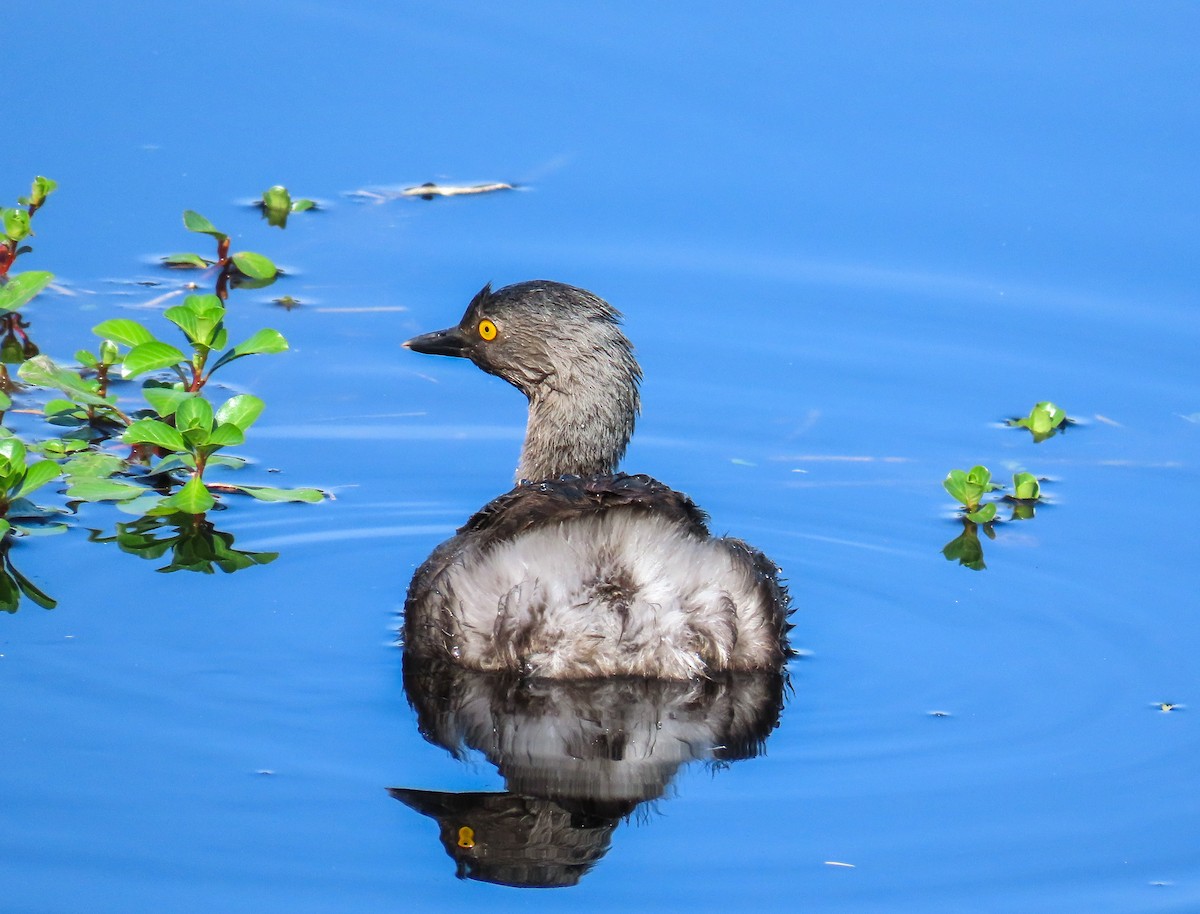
458,473,711,550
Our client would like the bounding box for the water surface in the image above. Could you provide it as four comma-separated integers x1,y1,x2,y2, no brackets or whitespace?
3,3,1198,911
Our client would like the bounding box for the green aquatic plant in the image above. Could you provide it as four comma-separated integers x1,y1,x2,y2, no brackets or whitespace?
94,293,288,392
942,465,1000,523
162,210,278,297
1008,401,1069,442
1011,471,1041,501
0,270,54,312
258,185,316,228
121,391,323,513
0,431,65,539
20,355,133,431
1004,471,1044,521
0,175,323,581
0,175,56,277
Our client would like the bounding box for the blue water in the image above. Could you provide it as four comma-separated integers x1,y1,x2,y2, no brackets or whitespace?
3,2,1198,911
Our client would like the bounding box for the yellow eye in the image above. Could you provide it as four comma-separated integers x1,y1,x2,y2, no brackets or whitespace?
478,319,497,341
457,826,475,849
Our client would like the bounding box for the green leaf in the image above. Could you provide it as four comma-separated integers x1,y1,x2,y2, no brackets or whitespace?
966,465,993,488
163,305,205,346
66,478,148,502
2,208,31,242
164,475,215,514
19,356,112,407
231,251,277,280
1012,472,1041,500
966,502,997,524
0,390,10,411
31,176,58,205
262,185,291,212
122,341,186,378
183,293,225,319
142,385,192,418
942,469,970,507
93,318,156,347
175,396,214,435
0,271,54,311
0,519,10,540
16,460,61,498
62,452,125,480
211,329,288,372
231,484,326,503
205,423,245,447
123,418,187,452
182,210,227,240
161,253,211,269
33,436,91,457
166,295,225,347
291,199,317,212
0,436,28,471
214,393,265,431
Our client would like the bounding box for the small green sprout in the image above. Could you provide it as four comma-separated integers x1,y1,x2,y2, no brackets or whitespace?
1008,401,1070,442
259,185,317,228
16,176,58,215
1004,471,1046,520
943,465,1000,522
1011,471,1041,501
1,176,56,278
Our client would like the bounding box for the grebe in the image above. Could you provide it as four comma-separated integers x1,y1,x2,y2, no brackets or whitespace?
402,281,790,679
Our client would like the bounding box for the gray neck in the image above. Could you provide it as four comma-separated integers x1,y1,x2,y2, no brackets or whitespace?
515,356,639,483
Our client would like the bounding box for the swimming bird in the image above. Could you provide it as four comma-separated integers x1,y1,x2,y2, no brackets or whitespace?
403,280,791,680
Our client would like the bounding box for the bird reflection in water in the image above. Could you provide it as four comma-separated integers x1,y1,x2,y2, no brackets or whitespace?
391,657,785,888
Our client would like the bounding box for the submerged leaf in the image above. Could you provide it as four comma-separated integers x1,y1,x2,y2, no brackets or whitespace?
0,271,54,311
231,483,326,503
66,478,148,502
161,253,211,269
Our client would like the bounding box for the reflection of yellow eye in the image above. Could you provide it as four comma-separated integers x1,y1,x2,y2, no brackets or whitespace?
478,319,497,341
457,826,475,849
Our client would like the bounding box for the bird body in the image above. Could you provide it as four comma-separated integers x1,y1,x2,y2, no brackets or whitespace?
403,281,790,679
